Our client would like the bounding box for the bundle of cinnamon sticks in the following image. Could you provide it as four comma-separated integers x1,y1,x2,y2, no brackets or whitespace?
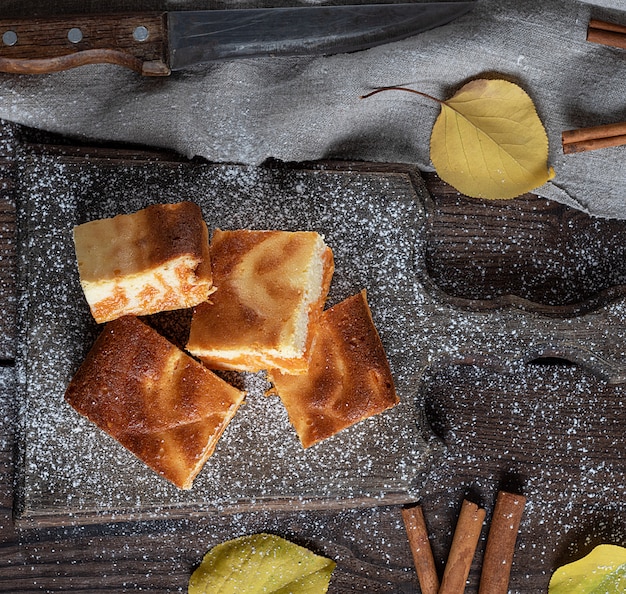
402,491,526,594
562,19,626,154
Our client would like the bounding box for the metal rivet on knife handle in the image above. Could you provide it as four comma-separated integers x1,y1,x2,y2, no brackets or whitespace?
67,28,83,44
2,30,17,47
133,26,149,43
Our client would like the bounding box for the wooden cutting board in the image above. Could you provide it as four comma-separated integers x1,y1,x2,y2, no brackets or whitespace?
13,142,626,528
14,145,439,527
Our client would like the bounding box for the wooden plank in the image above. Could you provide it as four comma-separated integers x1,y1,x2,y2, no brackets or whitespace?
424,186,626,314
420,360,626,592
0,120,17,361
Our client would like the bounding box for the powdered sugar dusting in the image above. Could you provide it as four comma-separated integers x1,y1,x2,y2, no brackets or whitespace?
420,360,626,589
14,152,435,522
5,150,626,588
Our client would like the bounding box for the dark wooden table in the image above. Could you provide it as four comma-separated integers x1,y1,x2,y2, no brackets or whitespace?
0,119,624,593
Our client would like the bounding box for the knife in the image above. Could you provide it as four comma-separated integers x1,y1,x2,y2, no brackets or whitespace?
0,2,475,76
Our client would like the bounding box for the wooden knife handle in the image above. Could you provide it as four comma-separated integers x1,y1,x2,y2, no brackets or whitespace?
0,13,170,76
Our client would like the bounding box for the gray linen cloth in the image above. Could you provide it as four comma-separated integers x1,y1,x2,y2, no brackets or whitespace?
0,0,625,218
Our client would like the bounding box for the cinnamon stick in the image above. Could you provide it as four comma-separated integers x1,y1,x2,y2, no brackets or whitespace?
438,499,486,594
562,18,626,154
562,121,626,154
478,491,527,594
587,18,626,50
401,505,440,594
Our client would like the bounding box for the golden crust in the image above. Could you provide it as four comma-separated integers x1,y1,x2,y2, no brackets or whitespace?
186,229,334,373
73,202,213,323
268,290,398,448
64,316,245,490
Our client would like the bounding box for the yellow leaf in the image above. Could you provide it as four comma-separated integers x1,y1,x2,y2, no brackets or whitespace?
188,533,336,594
430,79,555,199
548,544,626,594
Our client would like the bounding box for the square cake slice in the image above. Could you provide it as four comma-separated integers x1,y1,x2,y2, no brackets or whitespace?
73,201,213,323
65,316,245,490
186,229,334,374
267,290,399,448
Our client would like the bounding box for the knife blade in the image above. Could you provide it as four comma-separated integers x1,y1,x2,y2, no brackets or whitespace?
0,3,475,76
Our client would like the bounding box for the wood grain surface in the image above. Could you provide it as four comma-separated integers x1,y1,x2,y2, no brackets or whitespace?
14,146,433,525
0,13,169,75
0,120,624,592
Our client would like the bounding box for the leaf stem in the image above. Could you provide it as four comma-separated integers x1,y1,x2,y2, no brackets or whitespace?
360,86,444,105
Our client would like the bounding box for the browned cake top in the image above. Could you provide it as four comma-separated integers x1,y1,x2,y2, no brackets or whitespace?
73,201,211,282
186,229,334,372
269,290,399,448
65,316,245,489
210,230,310,344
